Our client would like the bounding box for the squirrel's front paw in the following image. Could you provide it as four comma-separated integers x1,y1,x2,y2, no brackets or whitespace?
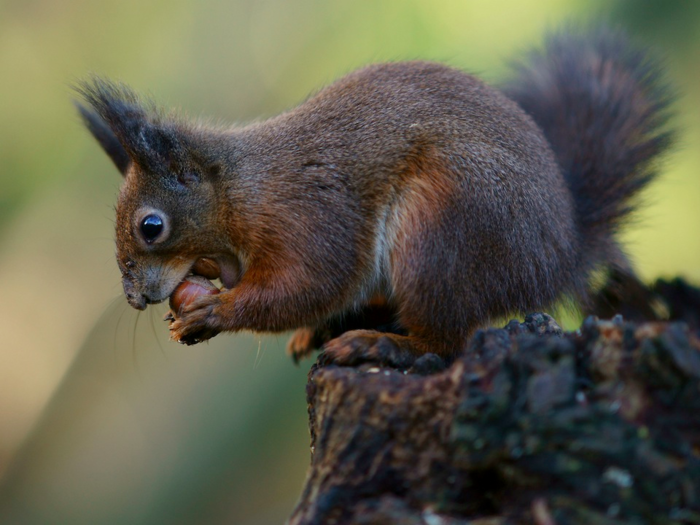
169,294,223,345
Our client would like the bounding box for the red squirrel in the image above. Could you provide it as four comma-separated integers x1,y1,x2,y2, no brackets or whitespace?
77,26,673,365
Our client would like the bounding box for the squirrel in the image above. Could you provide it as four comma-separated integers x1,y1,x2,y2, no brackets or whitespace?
77,25,673,366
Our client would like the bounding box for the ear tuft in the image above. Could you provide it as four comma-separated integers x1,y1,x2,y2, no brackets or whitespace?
74,77,181,174
75,101,131,175
74,77,147,140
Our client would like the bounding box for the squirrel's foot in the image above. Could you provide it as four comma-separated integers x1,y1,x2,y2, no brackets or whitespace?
169,294,223,345
320,330,421,369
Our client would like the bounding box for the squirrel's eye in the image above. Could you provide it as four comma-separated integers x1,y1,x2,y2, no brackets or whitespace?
140,214,164,243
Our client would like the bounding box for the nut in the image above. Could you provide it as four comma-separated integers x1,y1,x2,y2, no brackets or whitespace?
169,275,220,317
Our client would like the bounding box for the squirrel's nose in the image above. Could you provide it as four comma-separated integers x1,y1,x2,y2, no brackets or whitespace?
123,279,147,310
126,291,147,310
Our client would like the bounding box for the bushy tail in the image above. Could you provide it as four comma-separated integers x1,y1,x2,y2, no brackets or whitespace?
504,25,674,265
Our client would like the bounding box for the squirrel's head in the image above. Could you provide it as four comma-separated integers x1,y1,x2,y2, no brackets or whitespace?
76,78,240,310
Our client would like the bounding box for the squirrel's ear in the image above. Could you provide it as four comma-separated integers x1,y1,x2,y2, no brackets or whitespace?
75,78,180,176
76,102,131,176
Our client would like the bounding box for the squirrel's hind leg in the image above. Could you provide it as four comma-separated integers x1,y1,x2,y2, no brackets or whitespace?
287,295,402,363
287,327,329,364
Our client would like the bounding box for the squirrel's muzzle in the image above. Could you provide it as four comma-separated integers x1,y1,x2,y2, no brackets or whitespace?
122,279,147,310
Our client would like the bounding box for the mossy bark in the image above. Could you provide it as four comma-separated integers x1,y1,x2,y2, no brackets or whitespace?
289,280,700,525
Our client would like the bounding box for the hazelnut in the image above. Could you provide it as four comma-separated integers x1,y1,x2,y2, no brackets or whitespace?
169,275,220,317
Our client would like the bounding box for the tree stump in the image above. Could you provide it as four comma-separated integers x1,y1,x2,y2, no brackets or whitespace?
289,280,700,525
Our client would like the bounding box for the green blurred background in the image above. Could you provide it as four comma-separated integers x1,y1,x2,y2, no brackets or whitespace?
0,1,697,523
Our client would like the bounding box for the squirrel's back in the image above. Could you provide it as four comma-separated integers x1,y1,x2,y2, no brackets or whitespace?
244,60,580,320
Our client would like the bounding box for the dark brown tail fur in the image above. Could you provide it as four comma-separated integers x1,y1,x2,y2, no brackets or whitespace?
504,25,675,281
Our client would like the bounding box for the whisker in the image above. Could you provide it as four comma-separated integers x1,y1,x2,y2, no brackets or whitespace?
149,306,167,358
253,336,269,370
132,309,141,373
114,296,130,359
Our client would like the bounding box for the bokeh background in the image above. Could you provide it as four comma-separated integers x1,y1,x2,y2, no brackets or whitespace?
0,0,698,523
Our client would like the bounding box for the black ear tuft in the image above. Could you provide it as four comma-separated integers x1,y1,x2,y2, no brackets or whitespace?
74,77,180,174
75,101,131,175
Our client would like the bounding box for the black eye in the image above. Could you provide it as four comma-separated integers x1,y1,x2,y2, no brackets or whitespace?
140,214,164,243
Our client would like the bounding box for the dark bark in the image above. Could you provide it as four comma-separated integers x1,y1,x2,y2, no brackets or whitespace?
289,281,700,525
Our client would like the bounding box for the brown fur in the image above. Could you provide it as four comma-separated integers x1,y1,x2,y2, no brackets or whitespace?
76,27,673,361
